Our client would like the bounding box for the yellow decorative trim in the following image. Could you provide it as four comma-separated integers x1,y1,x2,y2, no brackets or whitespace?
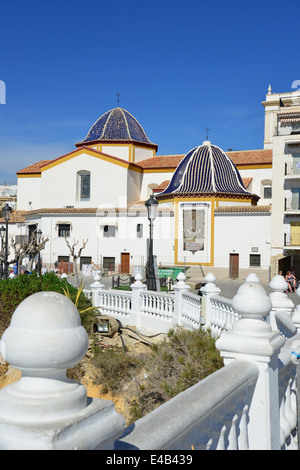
17,174,41,178
40,148,142,174
236,164,272,170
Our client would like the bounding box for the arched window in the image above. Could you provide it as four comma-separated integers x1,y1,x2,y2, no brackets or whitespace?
77,170,90,201
261,179,272,200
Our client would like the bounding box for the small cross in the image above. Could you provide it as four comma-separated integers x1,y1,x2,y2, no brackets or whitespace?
117,93,120,107
204,127,210,140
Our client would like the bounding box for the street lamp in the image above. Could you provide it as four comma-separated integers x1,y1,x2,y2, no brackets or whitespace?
0,226,6,280
2,203,12,279
37,229,42,275
145,195,158,291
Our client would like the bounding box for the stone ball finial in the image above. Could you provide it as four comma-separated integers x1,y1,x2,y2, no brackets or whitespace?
246,273,260,283
269,274,288,292
232,282,272,320
205,272,216,283
176,272,186,283
0,291,89,376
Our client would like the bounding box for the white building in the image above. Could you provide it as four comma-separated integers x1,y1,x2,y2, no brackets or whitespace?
12,103,275,280
263,85,300,278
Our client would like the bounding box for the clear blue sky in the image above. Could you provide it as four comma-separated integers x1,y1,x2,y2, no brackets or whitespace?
0,0,299,182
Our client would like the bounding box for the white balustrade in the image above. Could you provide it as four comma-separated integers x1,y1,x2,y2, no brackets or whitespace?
0,272,300,449
181,291,203,330
0,291,125,450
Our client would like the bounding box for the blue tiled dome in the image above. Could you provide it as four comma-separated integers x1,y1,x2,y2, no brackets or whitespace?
156,142,258,200
77,107,157,149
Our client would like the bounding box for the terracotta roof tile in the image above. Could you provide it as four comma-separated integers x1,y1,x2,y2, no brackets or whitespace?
214,205,271,214
242,177,253,188
17,160,52,174
0,210,27,224
139,149,272,170
227,149,272,166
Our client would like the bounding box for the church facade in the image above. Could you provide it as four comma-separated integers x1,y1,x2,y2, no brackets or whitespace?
12,93,282,281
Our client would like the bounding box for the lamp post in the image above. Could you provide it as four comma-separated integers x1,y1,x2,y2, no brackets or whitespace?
0,226,6,280
37,229,42,275
2,203,12,279
145,195,158,291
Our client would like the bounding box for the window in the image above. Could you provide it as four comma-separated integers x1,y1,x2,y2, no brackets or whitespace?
137,223,143,238
263,186,272,199
58,224,71,237
58,256,70,263
261,179,272,200
103,225,116,237
249,254,261,267
80,256,92,270
77,170,90,201
103,257,115,271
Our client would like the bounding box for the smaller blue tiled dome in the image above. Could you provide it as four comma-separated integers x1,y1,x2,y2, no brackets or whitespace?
76,107,157,149
156,142,258,201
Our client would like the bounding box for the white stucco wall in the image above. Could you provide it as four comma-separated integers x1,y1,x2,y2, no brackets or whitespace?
101,146,130,161
238,167,272,203
17,177,42,211
24,212,175,271
40,153,130,209
134,147,154,163
214,212,271,270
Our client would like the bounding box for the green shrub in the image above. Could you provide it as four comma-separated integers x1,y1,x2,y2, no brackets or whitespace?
128,328,223,422
0,272,95,332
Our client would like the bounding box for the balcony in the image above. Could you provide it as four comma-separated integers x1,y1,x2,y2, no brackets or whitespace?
284,232,300,248
285,162,300,179
284,197,300,213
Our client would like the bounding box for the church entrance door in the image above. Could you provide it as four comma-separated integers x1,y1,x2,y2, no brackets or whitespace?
229,253,239,279
121,252,130,274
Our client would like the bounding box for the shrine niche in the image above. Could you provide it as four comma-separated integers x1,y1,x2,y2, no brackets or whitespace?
182,205,205,254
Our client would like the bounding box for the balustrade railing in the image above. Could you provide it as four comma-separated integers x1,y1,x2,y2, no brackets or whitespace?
209,295,239,336
116,360,259,450
140,291,175,322
94,289,132,320
180,291,203,330
0,271,299,449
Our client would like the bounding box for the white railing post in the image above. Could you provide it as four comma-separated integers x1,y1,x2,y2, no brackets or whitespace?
292,287,300,331
216,281,285,450
0,291,125,450
90,270,105,306
130,273,147,328
269,275,294,328
200,272,221,330
173,272,190,326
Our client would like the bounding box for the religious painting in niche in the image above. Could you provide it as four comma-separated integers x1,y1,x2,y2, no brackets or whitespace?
182,207,205,254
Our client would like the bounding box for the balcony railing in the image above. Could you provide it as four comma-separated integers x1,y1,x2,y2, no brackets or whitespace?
284,232,300,247
285,197,300,212
285,162,300,177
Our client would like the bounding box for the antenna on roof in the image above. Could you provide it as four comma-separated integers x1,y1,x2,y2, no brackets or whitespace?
117,93,120,107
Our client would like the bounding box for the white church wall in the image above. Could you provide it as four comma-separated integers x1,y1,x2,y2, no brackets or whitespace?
29,212,175,272
214,213,271,270
140,171,175,200
17,177,42,211
134,147,154,163
40,153,129,209
127,169,141,206
238,167,272,202
101,145,130,161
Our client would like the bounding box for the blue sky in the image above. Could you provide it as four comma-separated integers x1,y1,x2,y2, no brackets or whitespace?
0,0,299,182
